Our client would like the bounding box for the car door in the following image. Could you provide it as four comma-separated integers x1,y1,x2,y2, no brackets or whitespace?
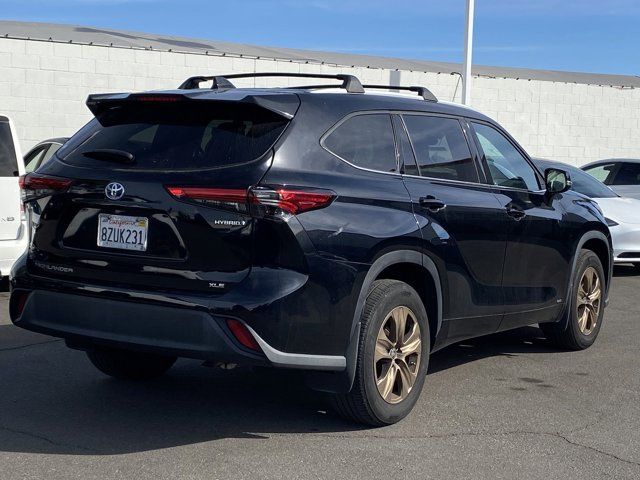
0,116,24,243
395,114,508,346
469,120,569,330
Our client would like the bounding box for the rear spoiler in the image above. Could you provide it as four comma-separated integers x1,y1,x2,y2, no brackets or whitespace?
86,91,300,119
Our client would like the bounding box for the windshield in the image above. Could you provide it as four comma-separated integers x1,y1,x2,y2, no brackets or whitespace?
59,102,289,171
568,166,617,198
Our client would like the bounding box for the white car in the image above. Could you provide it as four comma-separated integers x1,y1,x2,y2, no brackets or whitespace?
536,159,640,266
0,115,26,279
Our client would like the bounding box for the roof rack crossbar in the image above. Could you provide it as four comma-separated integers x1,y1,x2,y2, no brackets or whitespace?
362,84,438,102
179,76,236,90
179,72,365,93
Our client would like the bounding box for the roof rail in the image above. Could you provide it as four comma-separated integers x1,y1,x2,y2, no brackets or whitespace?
362,84,438,102
179,72,365,93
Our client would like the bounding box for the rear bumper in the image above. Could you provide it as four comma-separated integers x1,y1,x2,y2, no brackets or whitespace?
14,289,262,364
10,258,347,371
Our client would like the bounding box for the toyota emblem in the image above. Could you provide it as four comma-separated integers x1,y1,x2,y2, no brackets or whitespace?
105,182,125,200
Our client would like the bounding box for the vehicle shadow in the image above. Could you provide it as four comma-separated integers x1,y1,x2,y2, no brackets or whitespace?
0,323,563,456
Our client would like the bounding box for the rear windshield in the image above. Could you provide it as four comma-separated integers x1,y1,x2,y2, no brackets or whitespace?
60,102,289,171
0,120,18,177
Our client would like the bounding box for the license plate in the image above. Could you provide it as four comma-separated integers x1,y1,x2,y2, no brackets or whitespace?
97,214,148,252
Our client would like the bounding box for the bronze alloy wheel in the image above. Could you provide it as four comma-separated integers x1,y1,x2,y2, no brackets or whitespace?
374,306,422,404
577,266,602,336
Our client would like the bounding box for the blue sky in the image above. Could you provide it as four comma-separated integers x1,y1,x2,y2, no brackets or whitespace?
3,0,639,75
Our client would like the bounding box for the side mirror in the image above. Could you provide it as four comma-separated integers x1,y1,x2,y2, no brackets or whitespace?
545,168,572,194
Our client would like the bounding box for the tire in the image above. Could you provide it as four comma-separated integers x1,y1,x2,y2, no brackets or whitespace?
541,249,605,350
329,279,430,426
87,347,177,380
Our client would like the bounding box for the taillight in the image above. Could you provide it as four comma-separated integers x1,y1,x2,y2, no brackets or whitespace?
165,186,248,212
20,173,72,203
226,319,261,352
165,185,336,215
249,186,335,214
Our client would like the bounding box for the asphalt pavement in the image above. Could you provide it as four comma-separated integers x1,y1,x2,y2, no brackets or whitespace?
0,267,639,479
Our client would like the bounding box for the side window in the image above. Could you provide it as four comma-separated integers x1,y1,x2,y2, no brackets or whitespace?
40,143,62,168
472,122,540,191
611,163,640,186
0,121,19,177
392,115,419,176
584,164,616,184
324,114,397,172
24,146,48,173
402,115,478,182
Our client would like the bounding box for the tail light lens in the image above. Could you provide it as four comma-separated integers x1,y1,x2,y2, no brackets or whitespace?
165,185,336,215
20,173,72,203
249,186,335,215
226,319,261,352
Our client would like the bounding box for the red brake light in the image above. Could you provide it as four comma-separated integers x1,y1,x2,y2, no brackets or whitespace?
226,319,261,352
166,187,247,203
21,173,72,202
249,186,335,214
132,95,182,102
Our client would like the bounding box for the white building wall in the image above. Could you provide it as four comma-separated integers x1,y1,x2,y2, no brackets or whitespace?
1,37,639,166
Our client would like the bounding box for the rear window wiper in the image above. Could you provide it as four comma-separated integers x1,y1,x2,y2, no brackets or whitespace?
82,149,135,164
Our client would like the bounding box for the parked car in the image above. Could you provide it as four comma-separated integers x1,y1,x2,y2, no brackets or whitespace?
582,159,640,199
10,73,613,426
0,114,26,280
536,159,640,267
23,137,68,173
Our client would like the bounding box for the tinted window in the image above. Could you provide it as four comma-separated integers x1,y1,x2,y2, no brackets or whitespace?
41,143,61,167
393,116,418,176
324,114,397,172
403,115,477,182
568,167,617,198
611,163,640,186
473,122,539,191
24,145,48,173
584,164,616,184
61,103,289,171
0,121,18,177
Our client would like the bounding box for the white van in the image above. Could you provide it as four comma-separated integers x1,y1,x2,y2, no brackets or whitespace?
0,114,26,279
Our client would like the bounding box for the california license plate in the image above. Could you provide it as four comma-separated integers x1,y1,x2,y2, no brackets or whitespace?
97,214,148,252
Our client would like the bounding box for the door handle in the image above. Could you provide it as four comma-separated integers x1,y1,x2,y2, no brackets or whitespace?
506,206,526,220
419,196,446,212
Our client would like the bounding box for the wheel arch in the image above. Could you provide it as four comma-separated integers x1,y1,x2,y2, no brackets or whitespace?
305,250,443,394
552,229,612,330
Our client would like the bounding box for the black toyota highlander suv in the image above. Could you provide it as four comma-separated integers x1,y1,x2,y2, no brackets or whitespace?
10,73,612,426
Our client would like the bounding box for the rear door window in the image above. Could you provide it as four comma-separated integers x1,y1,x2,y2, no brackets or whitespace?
60,102,289,171
584,164,616,184
611,163,640,185
402,115,478,182
24,145,48,173
0,121,18,177
323,113,397,173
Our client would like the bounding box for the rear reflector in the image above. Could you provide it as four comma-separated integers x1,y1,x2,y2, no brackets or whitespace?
20,173,72,202
9,290,31,320
226,319,261,352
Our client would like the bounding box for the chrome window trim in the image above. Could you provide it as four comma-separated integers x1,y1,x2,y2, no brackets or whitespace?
320,111,401,176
